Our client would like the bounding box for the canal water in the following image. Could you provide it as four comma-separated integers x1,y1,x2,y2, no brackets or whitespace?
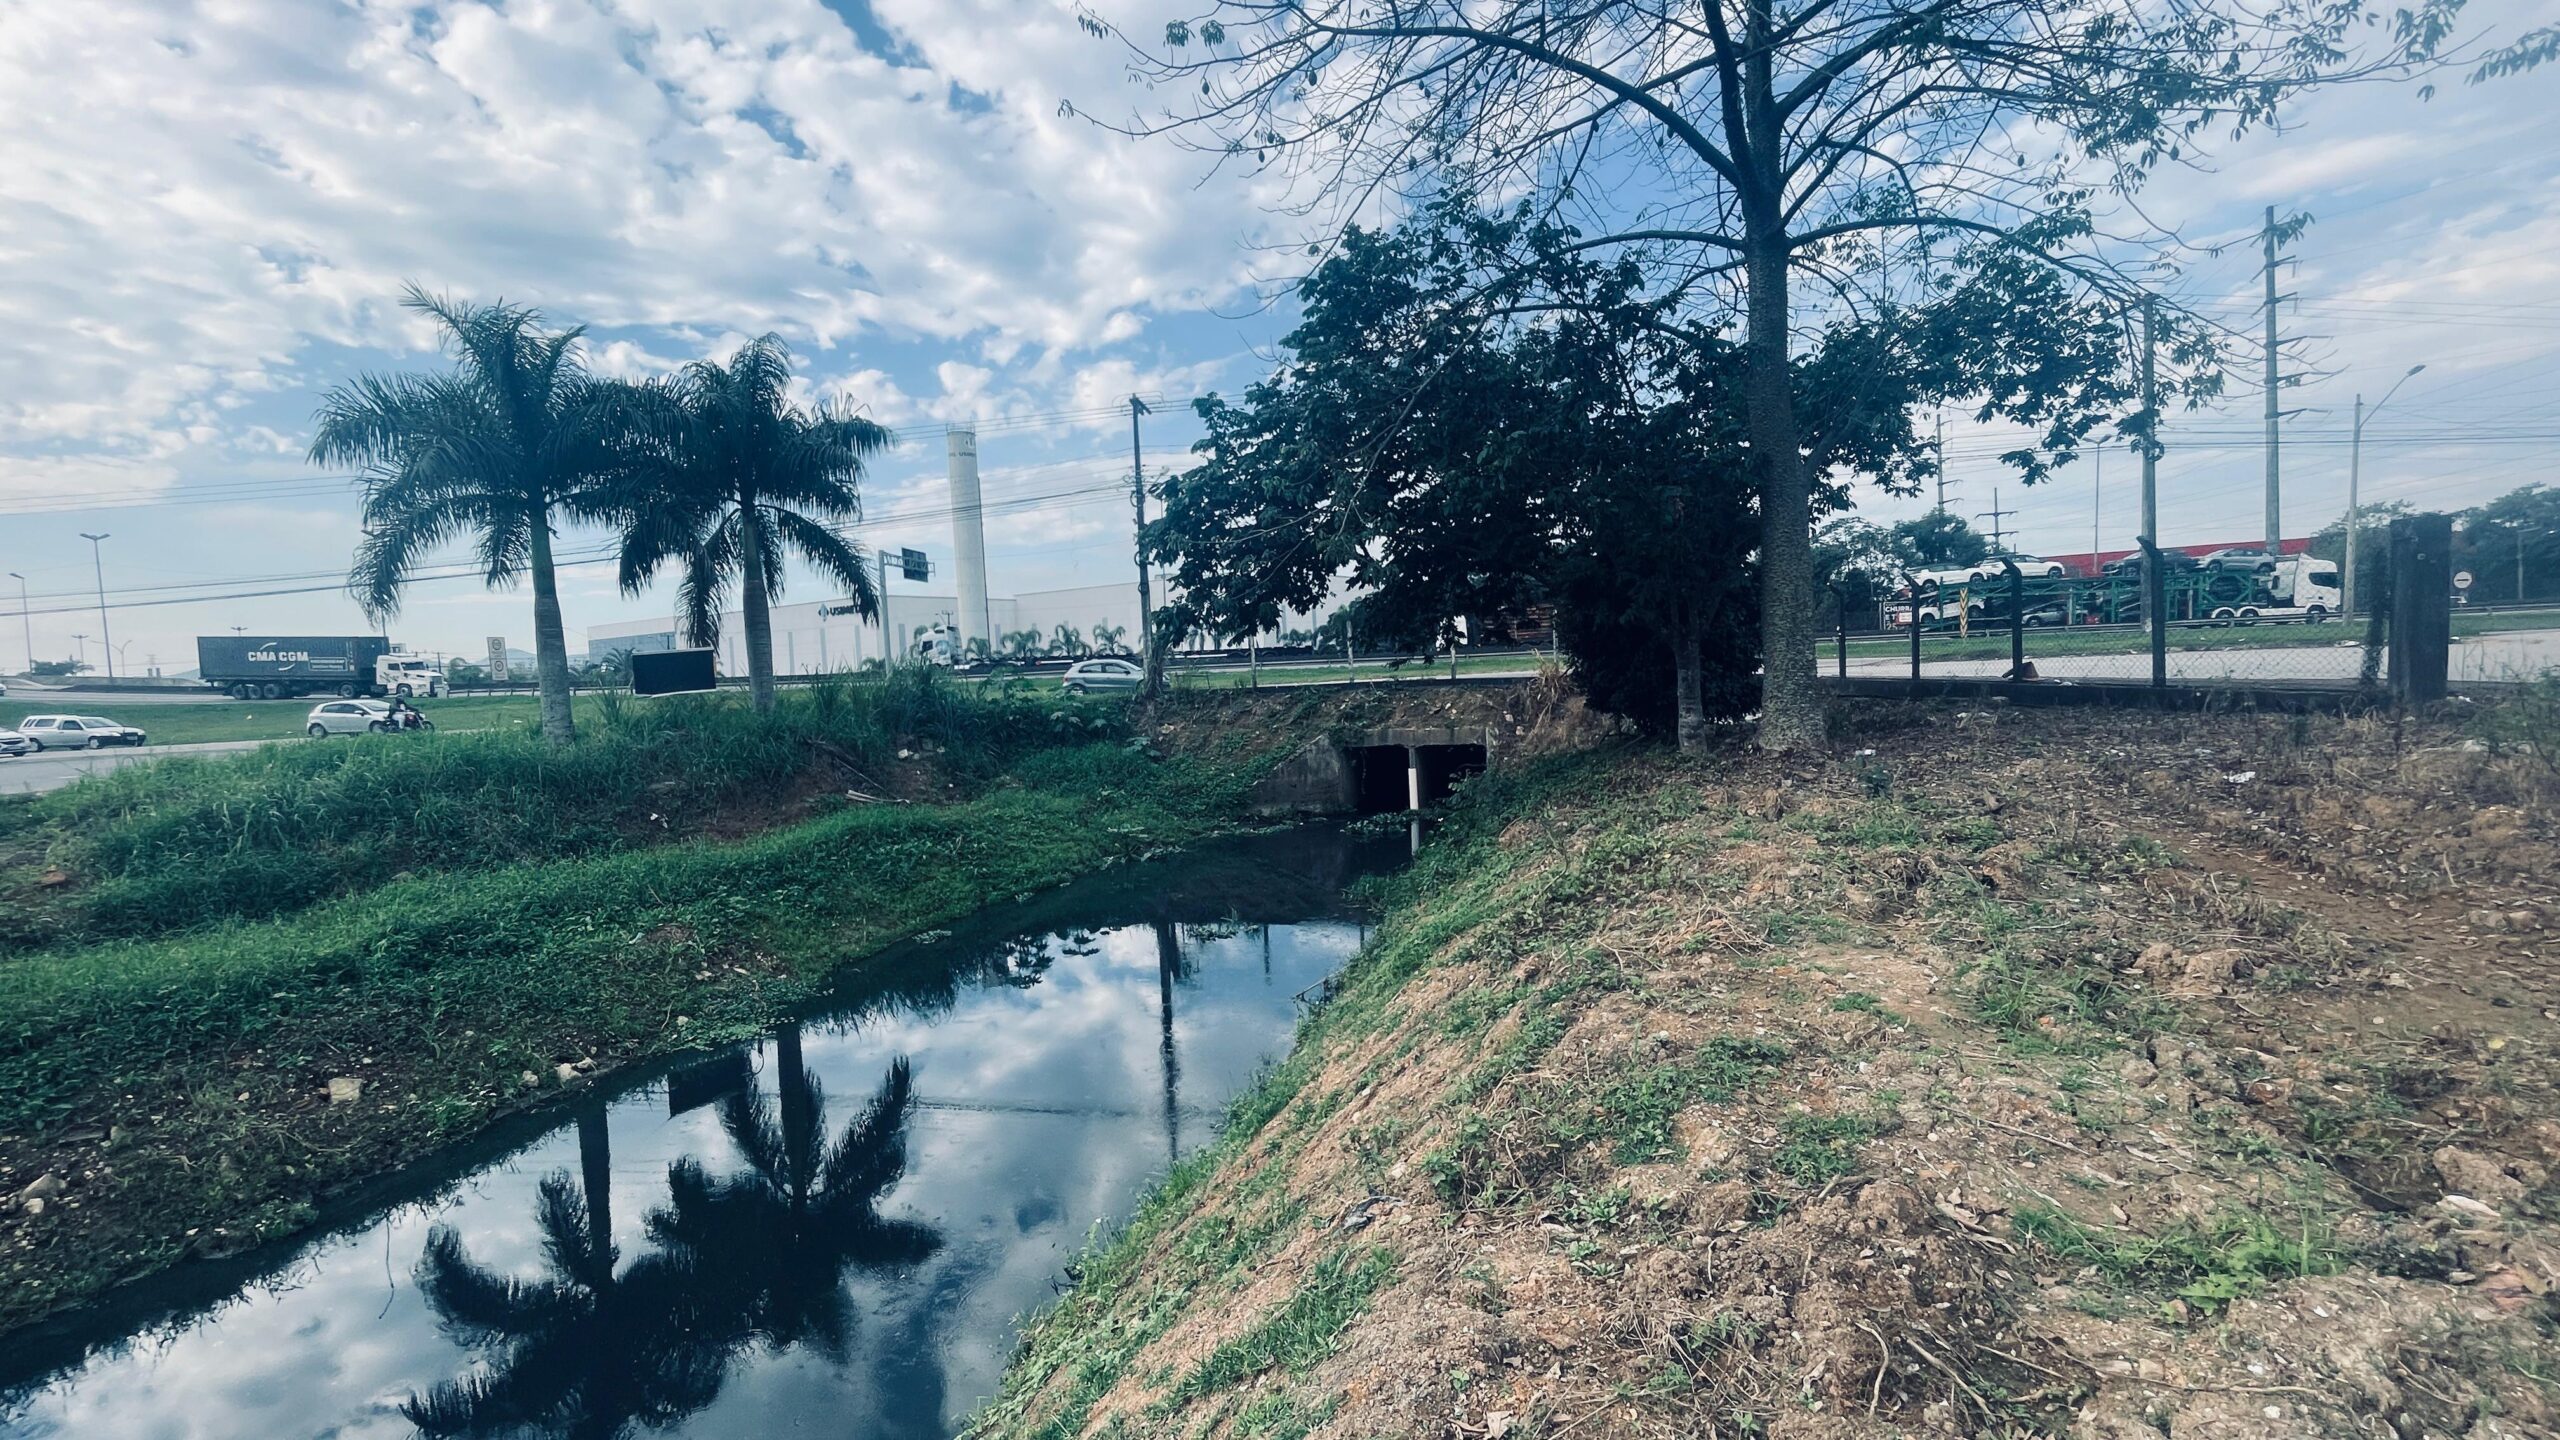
0,824,1407,1440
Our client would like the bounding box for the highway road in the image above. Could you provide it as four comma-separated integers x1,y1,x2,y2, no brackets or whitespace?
1848,626,2560,685
1,739,271,796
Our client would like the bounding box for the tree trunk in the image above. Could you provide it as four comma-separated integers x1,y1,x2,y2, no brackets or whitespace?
527,509,576,745
738,501,777,714
576,1108,614,1273
1673,594,1708,754
1744,236,1824,752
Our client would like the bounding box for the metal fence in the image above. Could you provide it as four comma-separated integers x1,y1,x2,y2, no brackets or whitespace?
1829,519,2503,700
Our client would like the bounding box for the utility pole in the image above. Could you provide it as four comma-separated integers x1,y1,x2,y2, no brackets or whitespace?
7,572,29,675
2140,298,2159,548
1933,414,1950,512
80,532,113,680
1129,395,1158,695
2261,206,2284,555
2092,450,2103,569
1975,489,2016,551
2345,363,2425,618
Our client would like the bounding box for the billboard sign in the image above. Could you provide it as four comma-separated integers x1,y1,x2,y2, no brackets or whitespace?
900,547,929,582
632,647,718,696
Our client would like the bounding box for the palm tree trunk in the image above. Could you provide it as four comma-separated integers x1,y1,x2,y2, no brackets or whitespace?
1673,594,1708,754
738,502,777,715
577,1108,614,1268
528,508,576,744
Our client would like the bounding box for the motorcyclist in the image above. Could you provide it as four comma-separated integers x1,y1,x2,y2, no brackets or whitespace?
390,696,422,731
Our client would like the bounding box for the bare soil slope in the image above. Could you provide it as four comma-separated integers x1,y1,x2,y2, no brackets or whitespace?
974,700,2560,1440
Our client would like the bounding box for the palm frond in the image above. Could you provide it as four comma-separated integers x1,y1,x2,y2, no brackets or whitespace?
773,509,877,619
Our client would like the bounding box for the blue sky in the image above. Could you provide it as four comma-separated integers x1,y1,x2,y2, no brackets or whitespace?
1,0,2556,673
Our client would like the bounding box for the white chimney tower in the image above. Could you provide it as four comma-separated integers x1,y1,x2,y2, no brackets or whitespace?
946,427,991,655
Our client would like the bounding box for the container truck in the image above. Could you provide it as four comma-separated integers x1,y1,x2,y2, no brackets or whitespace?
194,636,449,700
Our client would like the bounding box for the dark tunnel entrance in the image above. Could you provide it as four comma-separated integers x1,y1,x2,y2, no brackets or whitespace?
1351,746,1411,814
1413,744,1488,807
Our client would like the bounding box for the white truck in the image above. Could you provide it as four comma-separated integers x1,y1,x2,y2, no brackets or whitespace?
194,635,450,700
2204,556,2344,626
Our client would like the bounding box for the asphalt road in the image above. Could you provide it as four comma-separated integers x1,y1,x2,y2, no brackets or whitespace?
1846,626,2560,685
0,739,271,795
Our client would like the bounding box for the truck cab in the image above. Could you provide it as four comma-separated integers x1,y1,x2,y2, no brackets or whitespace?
378,655,448,697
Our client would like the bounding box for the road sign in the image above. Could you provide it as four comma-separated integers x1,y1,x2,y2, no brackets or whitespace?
2454,570,2474,591
900,548,928,582
486,636,509,682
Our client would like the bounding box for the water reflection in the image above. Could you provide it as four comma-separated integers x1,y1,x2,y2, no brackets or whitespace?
0,824,1402,1440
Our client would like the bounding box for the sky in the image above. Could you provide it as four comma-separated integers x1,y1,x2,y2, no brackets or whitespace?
1,0,2557,675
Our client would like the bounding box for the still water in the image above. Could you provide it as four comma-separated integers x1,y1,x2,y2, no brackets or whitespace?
1,825,1406,1439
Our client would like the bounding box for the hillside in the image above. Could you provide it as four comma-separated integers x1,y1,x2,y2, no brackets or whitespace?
977,698,2560,1440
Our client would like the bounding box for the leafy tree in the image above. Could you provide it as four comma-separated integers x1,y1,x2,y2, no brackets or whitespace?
1150,202,1938,746
29,658,87,678
614,336,890,715
316,287,641,744
1892,512,1993,570
1096,0,2498,748
445,659,489,688
2458,484,2560,604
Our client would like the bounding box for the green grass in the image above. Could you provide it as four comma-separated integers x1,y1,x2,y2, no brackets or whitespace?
2011,1204,2341,1312
1,671,1135,948
1161,1246,1399,1408
0,734,1254,1332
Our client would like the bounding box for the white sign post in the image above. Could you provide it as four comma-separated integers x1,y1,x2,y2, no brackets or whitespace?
486,636,510,682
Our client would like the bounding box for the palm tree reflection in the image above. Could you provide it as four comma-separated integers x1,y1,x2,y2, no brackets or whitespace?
649,1037,941,1359
403,1115,731,1438
404,1040,936,1437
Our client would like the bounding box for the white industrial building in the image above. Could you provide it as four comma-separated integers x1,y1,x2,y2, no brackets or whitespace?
586,422,1340,674
586,581,1146,675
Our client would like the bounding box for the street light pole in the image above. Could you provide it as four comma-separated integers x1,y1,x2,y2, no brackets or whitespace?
79,532,113,680
7,572,28,676
2345,364,2424,618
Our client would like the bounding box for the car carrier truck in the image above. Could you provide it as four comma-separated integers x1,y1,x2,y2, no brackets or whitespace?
195,636,449,700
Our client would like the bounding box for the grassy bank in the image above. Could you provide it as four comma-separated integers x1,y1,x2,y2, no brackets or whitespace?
974,704,2560,1439
0,672,1112,948
0,734,1264,1332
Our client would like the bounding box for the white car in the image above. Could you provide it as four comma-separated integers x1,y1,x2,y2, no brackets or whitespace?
17,714,148,750
0,732,35,758
306,699,398,736
1059,657,1143,693
1969,553,2069,581
1909,565,1984,594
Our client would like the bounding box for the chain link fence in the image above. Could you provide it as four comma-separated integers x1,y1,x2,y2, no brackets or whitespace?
1826,519,2508,699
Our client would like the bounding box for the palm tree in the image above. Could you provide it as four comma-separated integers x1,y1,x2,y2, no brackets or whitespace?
1092,621,1126,656
1050,623,1084,659
315,286,635,745
616,336,891,714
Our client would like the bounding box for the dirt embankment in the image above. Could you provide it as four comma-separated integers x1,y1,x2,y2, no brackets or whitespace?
975,700,2560,1440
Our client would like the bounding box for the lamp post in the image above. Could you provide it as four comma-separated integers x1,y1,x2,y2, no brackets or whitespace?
2346,365,2424,618
7,572,28,676
78,532,114,680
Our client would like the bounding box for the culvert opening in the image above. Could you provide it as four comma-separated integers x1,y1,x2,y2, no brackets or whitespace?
1351,746,1411,814
1413,743,1488,806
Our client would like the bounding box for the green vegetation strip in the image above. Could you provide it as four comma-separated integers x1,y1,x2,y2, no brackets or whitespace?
0,732,1250,1333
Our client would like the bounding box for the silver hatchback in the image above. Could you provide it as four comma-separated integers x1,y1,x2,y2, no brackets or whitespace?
1059,657,1142,693
306,700,395,736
